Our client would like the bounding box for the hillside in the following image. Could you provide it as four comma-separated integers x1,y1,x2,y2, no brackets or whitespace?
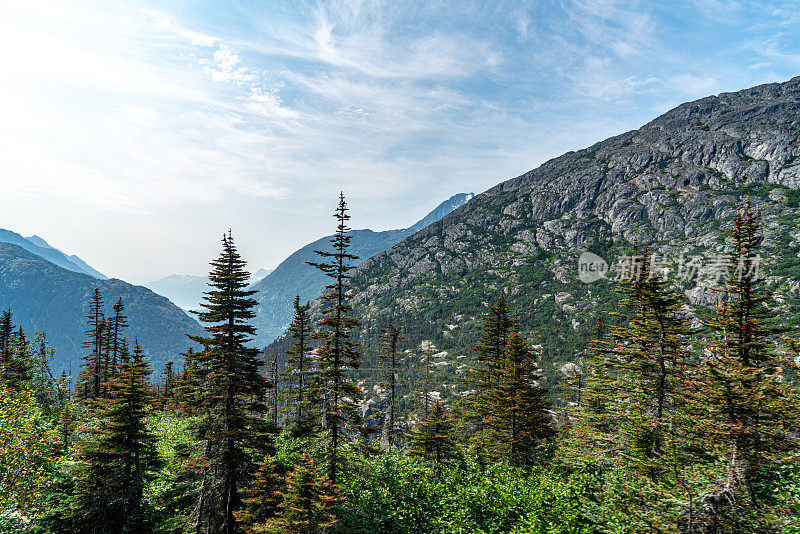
250,192,473,345
0,229,107,279
295,76,800,407
0,243,201,374
145,268,272,312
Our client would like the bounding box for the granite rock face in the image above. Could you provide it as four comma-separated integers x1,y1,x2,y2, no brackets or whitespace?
326,77,800,358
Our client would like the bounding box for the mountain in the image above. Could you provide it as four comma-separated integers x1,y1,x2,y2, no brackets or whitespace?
0,229,107,279
289,76,800,405
0,243,202,374
250,192,474,345
145,268,273,313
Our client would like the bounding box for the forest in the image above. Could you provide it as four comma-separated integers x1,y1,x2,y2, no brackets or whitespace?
1,195,799,534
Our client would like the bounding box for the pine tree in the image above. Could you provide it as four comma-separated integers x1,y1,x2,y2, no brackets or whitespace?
265,452,341,534
71,339,160,532
306,193,362,485
77,288,105,401
235,455,285,534
484,328,555,467
686,207,799,530
189,231,271,534
378,324,402,448
282,296,317,437
410,402,456,477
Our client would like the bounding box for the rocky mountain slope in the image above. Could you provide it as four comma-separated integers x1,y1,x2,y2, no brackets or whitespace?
251,193,473,345
0,229,107,279
0,243,201,374
302,76,800,407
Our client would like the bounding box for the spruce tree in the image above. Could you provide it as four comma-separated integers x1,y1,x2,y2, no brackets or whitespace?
77,289,105,401
378,324,402,448
0,309,14,362
459,297,514,448
306,193,362,485
160,360,177,412
598,248,696,475
484,328,555,467
108,297,129,376
687,208,798,530
558,249,700,530
3,325,32,388
410,402,456,477
235,455,285,534
188,231,271,534
282,296,316,437
71,339,159,532
265,452,341,534
416,340,436,420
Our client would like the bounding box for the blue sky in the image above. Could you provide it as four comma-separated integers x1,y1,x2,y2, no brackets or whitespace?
1,0,799,281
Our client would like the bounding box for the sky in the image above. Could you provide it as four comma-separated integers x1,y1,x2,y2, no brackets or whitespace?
1,0,799,282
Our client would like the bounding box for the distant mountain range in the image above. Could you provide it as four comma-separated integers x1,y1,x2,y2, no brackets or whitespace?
144,268,273,312
0,229,107,279
250,193,474,345
0,243,201,375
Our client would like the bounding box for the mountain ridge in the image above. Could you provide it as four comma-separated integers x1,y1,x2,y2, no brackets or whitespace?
0,242,201,374
250,192,474,345
0,229,107,279
287,76,800,406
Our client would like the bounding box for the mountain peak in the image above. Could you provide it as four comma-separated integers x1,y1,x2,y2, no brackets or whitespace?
406,192,474,235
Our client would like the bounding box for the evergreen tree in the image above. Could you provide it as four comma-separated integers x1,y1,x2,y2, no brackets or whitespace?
70,339,160,532
410,402,456,477
3,325,32,388
557,249,700,531
0,309,14,362
265,452,341,534
458,297,514,448
188,231,271,534
378,324,402,448
484,328,555,467
160,360,177,412
416,340,436,420
268,351,280,426
235,455,285,534
108,297,129,376
598,248,696,476
282,296,317,437
77,289,105,401
0,310,18,385
687,208,799,530
307,193,362,485
177,347,207,414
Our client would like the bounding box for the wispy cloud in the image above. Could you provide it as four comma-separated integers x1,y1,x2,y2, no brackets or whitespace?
1,0,799,280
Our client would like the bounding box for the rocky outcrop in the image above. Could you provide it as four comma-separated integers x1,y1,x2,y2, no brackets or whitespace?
328,77,800,370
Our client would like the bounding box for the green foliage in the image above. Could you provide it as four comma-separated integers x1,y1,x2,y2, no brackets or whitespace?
340,450,606,534
0,380,54,518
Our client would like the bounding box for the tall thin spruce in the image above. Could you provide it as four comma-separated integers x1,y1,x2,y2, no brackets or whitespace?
77,289,105,401
307,192,362,485
379,323,402,447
